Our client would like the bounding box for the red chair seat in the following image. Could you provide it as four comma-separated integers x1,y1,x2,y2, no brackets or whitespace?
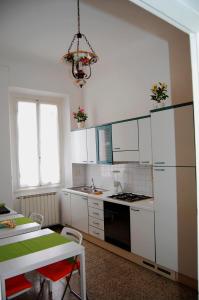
6,274,32,297
37,259,80,282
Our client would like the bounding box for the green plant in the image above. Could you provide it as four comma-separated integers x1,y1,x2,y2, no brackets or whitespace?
73,106,88,122
150,82,169,103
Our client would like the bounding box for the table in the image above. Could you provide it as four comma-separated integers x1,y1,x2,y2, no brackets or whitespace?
0,229,86,300
0,215,40,239
0,214,23,222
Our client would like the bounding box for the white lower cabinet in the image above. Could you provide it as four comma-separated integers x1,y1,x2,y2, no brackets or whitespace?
88,197,104,240
61,191,72,226
71,193,88,233
130,207,155,262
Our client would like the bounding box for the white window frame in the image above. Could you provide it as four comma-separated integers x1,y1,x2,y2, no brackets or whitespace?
10,92,64,192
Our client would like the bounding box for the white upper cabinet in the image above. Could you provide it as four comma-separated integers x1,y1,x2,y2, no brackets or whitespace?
87,128,97,164
151,105,195,166
112,120,139,162
138,117,152,165
71,130,87,163
112,120,138,151
151,109,176,166
71,128,97,164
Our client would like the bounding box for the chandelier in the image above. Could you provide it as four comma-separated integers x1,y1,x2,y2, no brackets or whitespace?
62,0,98,88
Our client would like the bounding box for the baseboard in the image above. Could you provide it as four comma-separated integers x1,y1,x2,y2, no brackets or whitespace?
176,273,198,290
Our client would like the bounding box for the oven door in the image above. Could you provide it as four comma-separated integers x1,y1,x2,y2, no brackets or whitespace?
104,201,130,251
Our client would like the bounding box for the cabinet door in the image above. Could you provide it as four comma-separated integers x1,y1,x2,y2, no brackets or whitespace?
71,130,87,163
71,194,88,233
97,125,112,164
153,167,178,271
138,117,152,165
151,109,176,166
112,120,138,151
130,208,155,261
61,191,71,226
87,128,97,164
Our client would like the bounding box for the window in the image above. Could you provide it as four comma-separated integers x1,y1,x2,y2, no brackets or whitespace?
14,98,61,188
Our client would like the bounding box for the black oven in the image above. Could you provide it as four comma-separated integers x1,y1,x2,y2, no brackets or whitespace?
104,201,130,251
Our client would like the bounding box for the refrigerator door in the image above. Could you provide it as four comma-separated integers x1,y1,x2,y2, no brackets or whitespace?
153,166,178,271
153,166,197,279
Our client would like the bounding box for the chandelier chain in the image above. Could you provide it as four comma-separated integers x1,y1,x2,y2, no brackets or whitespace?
77,0,80,34
82,34,96,54
67,34,77,52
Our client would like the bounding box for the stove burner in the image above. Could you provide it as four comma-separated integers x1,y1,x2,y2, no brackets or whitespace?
108,193,151,202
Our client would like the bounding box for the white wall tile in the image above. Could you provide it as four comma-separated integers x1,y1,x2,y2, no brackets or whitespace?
85,163,153,196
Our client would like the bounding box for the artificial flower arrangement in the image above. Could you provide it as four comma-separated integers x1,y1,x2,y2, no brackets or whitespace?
73,106,88,123
150,82,169,103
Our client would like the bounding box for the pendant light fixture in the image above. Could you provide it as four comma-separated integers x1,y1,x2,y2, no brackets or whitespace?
62,0,98,88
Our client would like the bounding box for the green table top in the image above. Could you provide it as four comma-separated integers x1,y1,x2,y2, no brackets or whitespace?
0,232,70,262
14,217,34,226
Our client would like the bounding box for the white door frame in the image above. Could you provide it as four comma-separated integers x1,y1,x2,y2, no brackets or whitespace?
129,0,199,290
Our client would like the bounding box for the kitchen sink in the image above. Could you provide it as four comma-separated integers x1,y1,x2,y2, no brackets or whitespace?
68,186,107,194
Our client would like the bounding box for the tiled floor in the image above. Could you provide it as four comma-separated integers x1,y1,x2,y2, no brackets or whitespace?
16,239,197,300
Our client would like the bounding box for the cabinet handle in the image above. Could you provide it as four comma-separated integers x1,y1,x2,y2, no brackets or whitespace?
93,203,99,206
113,147,121,150
93,212,99,216
131,208,140,212
141,161,149,163
64,193,69,196
82,196,88,200
154,168,165,171
154,162,165,164
82,161,87,163
89,161,94,163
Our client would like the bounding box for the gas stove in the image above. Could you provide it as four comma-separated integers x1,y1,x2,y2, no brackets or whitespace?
108,193,151,203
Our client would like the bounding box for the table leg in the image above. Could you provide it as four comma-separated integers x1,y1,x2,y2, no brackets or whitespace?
0,277,6,300
79,249,86,300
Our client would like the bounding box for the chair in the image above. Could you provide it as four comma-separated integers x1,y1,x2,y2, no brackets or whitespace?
29,213,44,229
5,274,32,299
36,227,83,300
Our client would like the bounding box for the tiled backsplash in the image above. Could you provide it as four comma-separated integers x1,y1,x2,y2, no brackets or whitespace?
72,163,153,196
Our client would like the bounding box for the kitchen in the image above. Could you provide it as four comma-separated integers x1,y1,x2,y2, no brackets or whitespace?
0,0,198,299
62,101,196,284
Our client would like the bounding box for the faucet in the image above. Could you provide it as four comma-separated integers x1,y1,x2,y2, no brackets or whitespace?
91,177,96,192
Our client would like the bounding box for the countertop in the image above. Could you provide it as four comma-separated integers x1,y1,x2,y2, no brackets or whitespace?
62,187,154,212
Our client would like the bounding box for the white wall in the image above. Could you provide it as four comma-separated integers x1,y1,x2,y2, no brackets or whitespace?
2,59,83,127
84,36,171,126
0,58,83,207
82,0,192,127
0,67,13,207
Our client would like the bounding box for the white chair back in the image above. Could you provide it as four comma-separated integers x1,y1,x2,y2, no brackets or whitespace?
61,227,83,245
29,213,44,229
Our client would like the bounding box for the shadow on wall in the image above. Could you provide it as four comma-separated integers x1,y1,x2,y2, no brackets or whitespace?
82,0,192,104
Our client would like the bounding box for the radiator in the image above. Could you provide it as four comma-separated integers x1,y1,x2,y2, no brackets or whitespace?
18,192,59,227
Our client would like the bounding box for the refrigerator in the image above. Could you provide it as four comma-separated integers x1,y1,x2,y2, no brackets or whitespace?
151,103,197,280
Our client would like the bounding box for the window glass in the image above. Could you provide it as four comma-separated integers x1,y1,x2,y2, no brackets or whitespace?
17,101,39,187
17,100,61,188
40,104,60,185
